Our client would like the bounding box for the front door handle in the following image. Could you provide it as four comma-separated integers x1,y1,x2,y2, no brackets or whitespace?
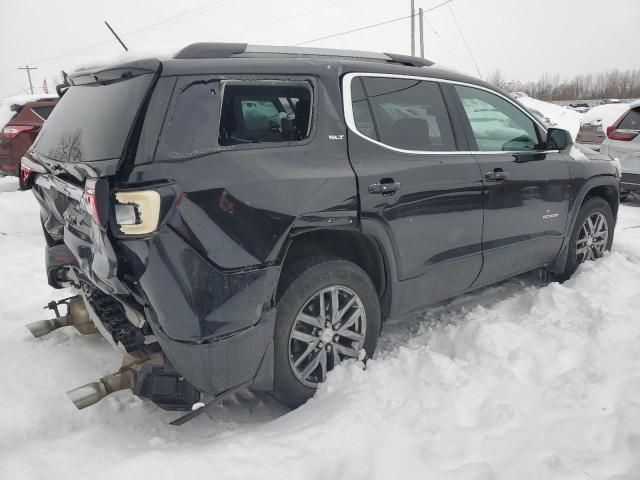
485,168,508,182
369,179,401,196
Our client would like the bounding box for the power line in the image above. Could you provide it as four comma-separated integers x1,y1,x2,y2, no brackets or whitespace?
423,14,460,66
215,0,353,41
296,0,454,46
448,4,481,77
0,0,236,79
18,66,37,94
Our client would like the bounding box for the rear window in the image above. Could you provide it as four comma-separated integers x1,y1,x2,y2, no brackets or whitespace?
219,82,312,146
31,105,54,120
33,74,153,162
618,108,640,130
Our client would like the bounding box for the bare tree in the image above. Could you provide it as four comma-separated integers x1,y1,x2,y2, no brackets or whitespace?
485,69,640,101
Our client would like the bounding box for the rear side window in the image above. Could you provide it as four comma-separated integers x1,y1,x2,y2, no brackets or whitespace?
31,105,54,120
350,77,377,140
454,85,540,152
219,82,312,146
618,108,640,130
351,77,456,152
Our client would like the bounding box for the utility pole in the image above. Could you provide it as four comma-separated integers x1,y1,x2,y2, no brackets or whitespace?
18,65,37,94
410,0,415,56
418,8,425,58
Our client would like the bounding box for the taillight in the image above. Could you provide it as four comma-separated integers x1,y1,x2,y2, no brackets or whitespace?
20,164,32,184
1,125,34,139
606,109,639,141
83,178,110,227
84,180,101,224
114,191,161,235
20,156,47,190
606,128,639,141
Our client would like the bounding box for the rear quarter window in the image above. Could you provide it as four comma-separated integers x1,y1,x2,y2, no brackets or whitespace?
155,78,220,160
619,108,640,130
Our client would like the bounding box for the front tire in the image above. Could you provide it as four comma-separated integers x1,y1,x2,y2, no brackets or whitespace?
560,196,614,280
272,257,381,408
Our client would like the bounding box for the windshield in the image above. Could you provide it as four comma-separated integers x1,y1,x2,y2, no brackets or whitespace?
33,74,153,162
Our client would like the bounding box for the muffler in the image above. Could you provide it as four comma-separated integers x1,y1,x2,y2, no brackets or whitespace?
26,296,98,338
66,350,164,410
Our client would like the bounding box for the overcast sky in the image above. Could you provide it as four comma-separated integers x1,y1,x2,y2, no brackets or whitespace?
1,0,638,98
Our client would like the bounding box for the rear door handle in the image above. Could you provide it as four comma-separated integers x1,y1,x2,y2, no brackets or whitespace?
484,168,508,182
369,180,401,196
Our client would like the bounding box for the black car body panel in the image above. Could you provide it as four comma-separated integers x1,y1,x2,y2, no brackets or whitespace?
26,44,620,400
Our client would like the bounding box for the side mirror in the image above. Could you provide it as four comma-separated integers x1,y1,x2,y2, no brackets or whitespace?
546,128,573,150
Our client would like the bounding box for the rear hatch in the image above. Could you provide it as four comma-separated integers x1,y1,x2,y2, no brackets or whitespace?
25,60,160,293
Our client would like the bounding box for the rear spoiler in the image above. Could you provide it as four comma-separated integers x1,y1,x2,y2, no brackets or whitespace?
68,59,161,87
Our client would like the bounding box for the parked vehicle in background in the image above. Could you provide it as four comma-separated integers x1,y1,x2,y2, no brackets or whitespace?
569,103,590,113
0,95,58,185
601,100,640,199
576,103,629,151
21,43,620,419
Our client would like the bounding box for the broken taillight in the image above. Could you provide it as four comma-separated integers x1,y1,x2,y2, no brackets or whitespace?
83,179,102,225
114,190,161,235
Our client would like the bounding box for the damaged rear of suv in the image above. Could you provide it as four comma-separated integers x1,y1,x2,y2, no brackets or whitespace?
23,42,619,420
23,44,384,419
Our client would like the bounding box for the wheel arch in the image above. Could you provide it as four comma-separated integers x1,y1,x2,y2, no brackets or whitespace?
277,228,392,319
549,175,619,273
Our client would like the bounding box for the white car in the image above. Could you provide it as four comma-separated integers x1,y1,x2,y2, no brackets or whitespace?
600,100,640,197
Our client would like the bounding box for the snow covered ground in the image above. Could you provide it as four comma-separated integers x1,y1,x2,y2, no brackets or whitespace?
1,174,640,479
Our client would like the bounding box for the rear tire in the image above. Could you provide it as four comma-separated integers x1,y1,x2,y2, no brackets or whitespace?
559,196,614,280
272,256,381,408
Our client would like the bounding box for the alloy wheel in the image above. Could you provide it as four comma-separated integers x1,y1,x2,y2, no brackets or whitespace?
288,285,367,387
576,211,609,264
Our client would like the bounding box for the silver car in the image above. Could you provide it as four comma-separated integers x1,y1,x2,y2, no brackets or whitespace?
601,100,640,197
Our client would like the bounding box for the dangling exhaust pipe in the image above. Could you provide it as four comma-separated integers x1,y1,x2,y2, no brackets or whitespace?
66,350,164,410
26,296,98,338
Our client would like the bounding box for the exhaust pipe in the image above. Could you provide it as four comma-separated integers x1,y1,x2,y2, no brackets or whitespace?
26,296,98,338
66,350,163,410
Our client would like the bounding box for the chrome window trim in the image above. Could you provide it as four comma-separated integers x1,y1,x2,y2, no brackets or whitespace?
342,72,558,156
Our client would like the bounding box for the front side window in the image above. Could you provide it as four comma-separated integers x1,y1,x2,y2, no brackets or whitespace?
219,83,312,146
356,77,456,152
455,85,540,152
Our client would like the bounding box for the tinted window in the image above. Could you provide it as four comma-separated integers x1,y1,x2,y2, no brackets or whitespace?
33,74,152,162
618,108,640,130
219,83,311,146
350,77,377,140
455,85,540,152
156,79,219,160
362,77,455,151
31,106,54,120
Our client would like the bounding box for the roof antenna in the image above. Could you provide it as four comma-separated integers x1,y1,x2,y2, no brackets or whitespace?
104,21,128,52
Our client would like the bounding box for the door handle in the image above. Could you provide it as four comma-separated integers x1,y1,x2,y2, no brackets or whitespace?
369,179,401,196
484,168,508,182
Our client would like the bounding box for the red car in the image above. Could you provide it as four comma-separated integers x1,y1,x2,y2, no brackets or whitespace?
0,95,58,184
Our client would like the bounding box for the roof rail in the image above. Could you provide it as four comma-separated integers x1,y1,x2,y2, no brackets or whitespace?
173,42,434,67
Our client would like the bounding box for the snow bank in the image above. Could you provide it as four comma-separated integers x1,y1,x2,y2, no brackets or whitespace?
0,94,58,131
518,96,584,139
580,103,631,129
2,175,640,479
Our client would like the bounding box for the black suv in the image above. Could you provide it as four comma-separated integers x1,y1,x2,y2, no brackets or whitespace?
22,43,620,417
